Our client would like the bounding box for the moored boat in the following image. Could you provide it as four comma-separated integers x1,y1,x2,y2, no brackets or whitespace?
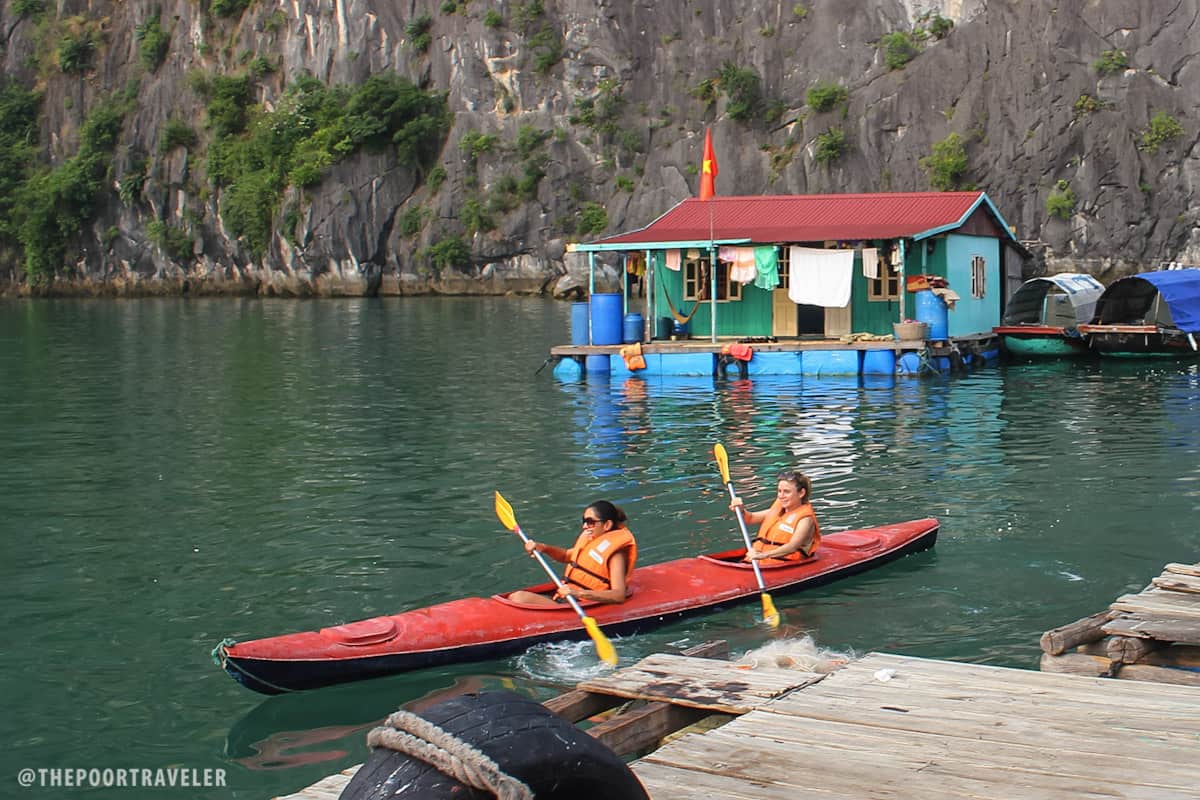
994,273,1104,359
215,518,938,694
1077,268,1200,357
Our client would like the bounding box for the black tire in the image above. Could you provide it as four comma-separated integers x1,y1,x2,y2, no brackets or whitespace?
339,691,649,800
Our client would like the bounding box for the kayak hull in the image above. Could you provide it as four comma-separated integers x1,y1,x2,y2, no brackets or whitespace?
217,518,938,693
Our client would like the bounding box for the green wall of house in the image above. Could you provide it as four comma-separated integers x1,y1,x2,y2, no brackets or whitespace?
653,266,772,338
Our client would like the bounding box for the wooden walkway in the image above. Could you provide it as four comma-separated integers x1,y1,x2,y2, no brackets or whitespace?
277,650,1200,799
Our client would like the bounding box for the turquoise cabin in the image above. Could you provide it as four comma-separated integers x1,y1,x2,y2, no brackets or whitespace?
573,191,1027,342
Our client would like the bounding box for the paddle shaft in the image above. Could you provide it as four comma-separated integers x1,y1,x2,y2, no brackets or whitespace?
723,480,769,591
509,522,592,619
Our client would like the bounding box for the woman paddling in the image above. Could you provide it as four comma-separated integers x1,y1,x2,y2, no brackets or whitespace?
508,500,637,605
730,470,821,563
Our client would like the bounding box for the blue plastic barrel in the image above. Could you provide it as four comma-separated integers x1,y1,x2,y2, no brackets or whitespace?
589,293,623,345
898,352,922,375
622,313,644,344
914,290,949,341
570,302,589,346
862,349,896,375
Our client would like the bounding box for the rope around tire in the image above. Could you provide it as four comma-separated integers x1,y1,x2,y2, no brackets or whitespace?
367,710,533,800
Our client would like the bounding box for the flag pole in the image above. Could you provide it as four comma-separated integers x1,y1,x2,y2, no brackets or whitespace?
710,199,717,343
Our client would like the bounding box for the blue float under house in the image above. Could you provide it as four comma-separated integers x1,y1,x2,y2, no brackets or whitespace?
554,191,1029,379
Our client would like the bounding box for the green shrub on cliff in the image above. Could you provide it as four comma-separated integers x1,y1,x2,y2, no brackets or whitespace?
1045,180,1076,220
136,13,171,72
15,95,128,277
205,72,449,257
0,85,41,245
919,132,968,190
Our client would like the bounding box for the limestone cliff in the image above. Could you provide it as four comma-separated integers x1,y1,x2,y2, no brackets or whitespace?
0,0,1196,296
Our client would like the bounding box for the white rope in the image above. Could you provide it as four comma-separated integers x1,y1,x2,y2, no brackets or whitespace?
366,710,533,800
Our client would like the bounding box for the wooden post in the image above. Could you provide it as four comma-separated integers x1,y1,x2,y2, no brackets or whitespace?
1039,610,1115,655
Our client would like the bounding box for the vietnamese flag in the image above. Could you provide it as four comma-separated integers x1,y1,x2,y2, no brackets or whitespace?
699,127,718,200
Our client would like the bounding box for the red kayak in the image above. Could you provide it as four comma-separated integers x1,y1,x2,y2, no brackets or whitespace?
215,518,938,693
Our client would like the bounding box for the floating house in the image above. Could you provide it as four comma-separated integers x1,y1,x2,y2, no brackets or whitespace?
555,191,1028,379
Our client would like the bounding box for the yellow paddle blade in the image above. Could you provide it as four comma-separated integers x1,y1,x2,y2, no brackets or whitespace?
761,593,781,628
493,491,517,531
582,616,618,665
713,443,731,483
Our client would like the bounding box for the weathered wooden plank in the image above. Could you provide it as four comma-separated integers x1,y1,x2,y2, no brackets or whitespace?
577,653,821,713
1040,652,1200,687
643,727,1165,800
587,700,714,758
812,653,1200,711
1111,593,1200,619
715,711,1200,788
1039,609,1114,654
1152,574,1200,594
1164,562,1200,578
544,640,728,721
1103,614,1200,644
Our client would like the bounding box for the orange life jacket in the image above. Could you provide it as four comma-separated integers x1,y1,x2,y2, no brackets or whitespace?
619,343,647,371
564,527,637,591
753,503,820,561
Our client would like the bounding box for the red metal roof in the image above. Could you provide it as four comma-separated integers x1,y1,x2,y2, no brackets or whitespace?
593,192,999,246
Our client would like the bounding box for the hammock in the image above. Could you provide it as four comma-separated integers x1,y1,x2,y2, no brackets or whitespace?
661,263,708,324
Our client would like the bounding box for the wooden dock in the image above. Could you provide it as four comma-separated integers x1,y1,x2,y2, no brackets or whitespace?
1040,561,1200,685
277,648,1200,799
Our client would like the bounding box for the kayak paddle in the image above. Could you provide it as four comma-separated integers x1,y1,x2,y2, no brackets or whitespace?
493,491,618,666
713,443,782,628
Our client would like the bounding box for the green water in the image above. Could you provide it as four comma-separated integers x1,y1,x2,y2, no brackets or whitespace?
2,297,1198,798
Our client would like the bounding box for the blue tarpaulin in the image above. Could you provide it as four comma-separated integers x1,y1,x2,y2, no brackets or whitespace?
1098,268,1200,333
1134,269,1200,333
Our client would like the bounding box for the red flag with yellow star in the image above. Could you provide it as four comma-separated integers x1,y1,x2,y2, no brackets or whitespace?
699,127,718,200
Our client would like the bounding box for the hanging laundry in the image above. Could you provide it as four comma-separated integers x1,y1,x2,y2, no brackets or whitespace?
730,247,757,284
862,247,879,279
718,246,738,263
626,253,645,277
788,246,853,307
665,249,682,271
753,246,780,291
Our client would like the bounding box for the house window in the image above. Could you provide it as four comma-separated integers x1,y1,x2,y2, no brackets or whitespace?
971,256,986,298
777,246,790,289
683,257,742,301
868,250,899,300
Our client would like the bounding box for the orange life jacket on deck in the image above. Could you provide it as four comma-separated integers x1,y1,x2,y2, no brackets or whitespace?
564,527,637,591
753,503,820,561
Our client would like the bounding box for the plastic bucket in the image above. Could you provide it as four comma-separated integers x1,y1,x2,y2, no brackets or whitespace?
914,289,949,340
589,293,623,345
656,317,673,340
570,302,589,346
672,319,690,339
622,313,644,344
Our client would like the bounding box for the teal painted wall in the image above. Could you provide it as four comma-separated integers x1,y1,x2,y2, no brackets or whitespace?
851,246,901,335
944,234,1002,335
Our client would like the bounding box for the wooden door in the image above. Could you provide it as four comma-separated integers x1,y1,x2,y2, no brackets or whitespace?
825,302,852,337
772,289,797,337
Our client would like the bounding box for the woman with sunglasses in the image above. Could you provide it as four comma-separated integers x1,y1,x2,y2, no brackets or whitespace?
507,500,637,606
729,470,821,563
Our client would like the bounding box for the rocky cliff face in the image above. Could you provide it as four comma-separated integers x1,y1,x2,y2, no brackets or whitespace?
1,0,1196,296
